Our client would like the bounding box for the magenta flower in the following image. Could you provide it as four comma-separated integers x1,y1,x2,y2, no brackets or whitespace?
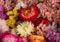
0,6,4,11
0,12,7,19
18,36,24,42
2,33,18,42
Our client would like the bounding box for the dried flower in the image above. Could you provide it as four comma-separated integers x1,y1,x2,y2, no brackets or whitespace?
37,3,54,21
4,0,12,10
28,0,39,5
16,21,34,37
0,6,4,11
46,27,60,42
35,17,49,26
11,28,17,35
18,36,24,42
52,10,60,24
7,8,18,17
6,16,16,28
0,19,9,32
29,35,45,42
0,0,4,6
35,23,50,36
0,12,8,19
15,0,27,9
2,33,18,42
0,6,8,19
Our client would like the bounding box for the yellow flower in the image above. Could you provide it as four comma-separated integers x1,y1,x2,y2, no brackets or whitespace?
7,11,13,16
9,16,15,19
13,8,18,17
6,16,16,28
7,8,18,17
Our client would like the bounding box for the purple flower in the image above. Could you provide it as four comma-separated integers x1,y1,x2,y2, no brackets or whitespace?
46,28,60,42
0,12,7,19
0,6,4,11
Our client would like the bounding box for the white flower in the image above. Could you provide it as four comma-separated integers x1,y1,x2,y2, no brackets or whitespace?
15,1,27,9
16,21,34,36
0,19,9,32
11,28,17,35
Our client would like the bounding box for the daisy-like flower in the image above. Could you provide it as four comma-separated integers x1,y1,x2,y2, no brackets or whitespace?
16,21,34,37
0,19,9,32
2,33,18,42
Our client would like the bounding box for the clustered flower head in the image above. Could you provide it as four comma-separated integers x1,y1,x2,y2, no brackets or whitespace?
0,0,60,42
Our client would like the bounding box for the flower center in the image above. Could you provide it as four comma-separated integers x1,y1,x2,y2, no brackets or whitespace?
24,9,30,16
7,38,13,42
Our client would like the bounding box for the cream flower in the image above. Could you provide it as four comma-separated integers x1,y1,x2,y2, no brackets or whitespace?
16,21,34,36
15,0,27,9
0,19,9,32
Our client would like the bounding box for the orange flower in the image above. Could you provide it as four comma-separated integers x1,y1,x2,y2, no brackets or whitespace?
29,35,45,42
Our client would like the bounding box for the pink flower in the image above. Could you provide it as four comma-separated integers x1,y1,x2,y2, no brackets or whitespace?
2,32,18,42
18,36,24,42
18,36,29,42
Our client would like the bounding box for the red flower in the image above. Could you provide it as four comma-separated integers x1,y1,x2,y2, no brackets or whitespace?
19,5,39,21
35,17,49,26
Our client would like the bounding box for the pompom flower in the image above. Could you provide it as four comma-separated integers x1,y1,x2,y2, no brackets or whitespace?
16,21,34,36
2,33,18,42
0,19,9,32
29,35,45,42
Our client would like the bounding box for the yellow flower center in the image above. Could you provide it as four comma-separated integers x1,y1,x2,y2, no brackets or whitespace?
24,9,30,16
7,38,13,42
